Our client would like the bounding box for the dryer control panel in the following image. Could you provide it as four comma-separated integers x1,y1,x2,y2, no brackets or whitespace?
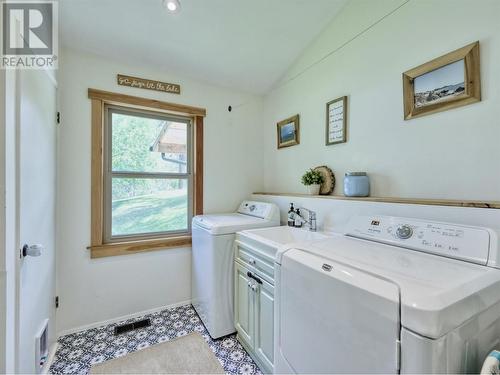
345,216,492,265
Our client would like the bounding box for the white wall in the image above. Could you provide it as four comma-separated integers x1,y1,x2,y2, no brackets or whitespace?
56,48,264,334
262,0,500,201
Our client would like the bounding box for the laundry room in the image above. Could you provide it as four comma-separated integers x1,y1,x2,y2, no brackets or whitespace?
1,0,500,374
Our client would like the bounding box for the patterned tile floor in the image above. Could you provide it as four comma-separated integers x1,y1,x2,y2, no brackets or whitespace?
49,304,262,375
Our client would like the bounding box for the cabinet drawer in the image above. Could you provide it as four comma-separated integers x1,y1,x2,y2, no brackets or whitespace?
235,241,274,282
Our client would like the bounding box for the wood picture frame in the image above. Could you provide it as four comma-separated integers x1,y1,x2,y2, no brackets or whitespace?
403,41,481,120
277,114,300,149
326,96,347,145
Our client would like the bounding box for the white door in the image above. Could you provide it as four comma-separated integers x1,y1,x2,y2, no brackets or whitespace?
16,69,57,373
276,249,401,374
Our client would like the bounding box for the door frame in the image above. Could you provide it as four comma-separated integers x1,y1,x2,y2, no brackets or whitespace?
0,60,7,374
0,67,20,374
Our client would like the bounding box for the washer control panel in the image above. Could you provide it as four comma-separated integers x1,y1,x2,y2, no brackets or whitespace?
345,216,491,265
237,201,276,219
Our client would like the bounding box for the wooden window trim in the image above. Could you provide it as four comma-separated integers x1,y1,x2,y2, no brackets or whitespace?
88,89,205,258
88,88,206,117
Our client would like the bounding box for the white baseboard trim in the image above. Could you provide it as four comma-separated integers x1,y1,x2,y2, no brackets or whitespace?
57,300,192,337
42,342,59,374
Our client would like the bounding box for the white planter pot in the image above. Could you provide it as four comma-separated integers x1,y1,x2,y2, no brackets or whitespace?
307,184,321,195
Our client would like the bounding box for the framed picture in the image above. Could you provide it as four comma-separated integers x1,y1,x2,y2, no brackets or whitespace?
277,114,300,149
326,96,347,145
403,41,481,120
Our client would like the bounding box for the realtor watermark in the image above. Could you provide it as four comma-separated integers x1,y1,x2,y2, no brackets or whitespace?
1,0,58,69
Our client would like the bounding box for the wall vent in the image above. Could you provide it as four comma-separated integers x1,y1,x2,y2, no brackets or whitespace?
114,318,151,335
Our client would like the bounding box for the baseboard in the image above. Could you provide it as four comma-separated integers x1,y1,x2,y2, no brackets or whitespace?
57,300,192,337
42,341,58,374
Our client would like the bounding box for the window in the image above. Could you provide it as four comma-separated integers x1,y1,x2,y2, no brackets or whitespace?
104,106,192,242
88,89,205,258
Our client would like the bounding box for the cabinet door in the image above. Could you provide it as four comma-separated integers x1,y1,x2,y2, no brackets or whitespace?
234,263,255,348
254,278,274,373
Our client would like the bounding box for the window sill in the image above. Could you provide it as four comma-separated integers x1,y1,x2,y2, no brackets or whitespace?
88,235,192,259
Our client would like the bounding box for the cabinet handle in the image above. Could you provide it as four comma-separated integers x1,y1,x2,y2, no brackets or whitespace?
247,271,263,284
248,258,256,265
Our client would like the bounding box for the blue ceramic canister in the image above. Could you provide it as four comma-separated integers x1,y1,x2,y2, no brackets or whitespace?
344,172,370,197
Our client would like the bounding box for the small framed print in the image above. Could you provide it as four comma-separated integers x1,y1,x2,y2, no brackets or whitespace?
277,114,300,149
403,41,481,120
326,96,347,145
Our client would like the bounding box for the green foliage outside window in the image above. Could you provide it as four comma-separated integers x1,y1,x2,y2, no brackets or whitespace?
111,114,184,200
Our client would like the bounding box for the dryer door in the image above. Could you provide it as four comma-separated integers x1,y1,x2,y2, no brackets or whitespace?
276,249,401,374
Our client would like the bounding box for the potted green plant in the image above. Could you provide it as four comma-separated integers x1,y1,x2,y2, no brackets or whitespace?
301,169,324,195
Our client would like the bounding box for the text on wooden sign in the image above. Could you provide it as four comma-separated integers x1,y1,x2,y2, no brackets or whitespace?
117,74,181,95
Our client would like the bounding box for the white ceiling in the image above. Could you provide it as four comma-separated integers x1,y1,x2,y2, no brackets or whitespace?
60,0,347,94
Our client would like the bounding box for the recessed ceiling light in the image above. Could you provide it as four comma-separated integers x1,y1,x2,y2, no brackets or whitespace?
163,0,181,13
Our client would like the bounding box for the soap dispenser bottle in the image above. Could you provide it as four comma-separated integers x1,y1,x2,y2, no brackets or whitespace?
294,208,303,228
287,203,295,227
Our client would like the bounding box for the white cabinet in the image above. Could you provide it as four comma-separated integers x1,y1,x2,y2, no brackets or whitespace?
234,236,275,374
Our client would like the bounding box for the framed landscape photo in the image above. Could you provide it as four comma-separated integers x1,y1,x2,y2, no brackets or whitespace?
326,96,347,145
277,114,300,149
403,41,481,120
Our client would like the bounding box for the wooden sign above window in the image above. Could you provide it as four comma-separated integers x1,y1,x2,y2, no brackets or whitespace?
117,74,181,95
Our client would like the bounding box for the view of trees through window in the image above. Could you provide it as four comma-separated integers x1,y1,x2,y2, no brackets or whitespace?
108,111,189,238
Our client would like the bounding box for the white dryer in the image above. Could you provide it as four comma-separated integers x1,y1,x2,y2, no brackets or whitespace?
192,201,280,339
274,215,500,374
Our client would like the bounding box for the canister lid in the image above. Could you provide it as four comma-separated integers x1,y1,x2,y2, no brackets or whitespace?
345,172,367,176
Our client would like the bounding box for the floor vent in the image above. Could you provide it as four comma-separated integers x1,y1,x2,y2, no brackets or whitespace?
35,319,49,373
114,318,151,335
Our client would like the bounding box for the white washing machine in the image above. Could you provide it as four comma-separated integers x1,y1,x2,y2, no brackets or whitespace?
192,201,280,339
274,215,500,374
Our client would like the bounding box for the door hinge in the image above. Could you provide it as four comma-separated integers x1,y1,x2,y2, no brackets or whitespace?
396,339,401,371
56,112,60,124
55,296,59,308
